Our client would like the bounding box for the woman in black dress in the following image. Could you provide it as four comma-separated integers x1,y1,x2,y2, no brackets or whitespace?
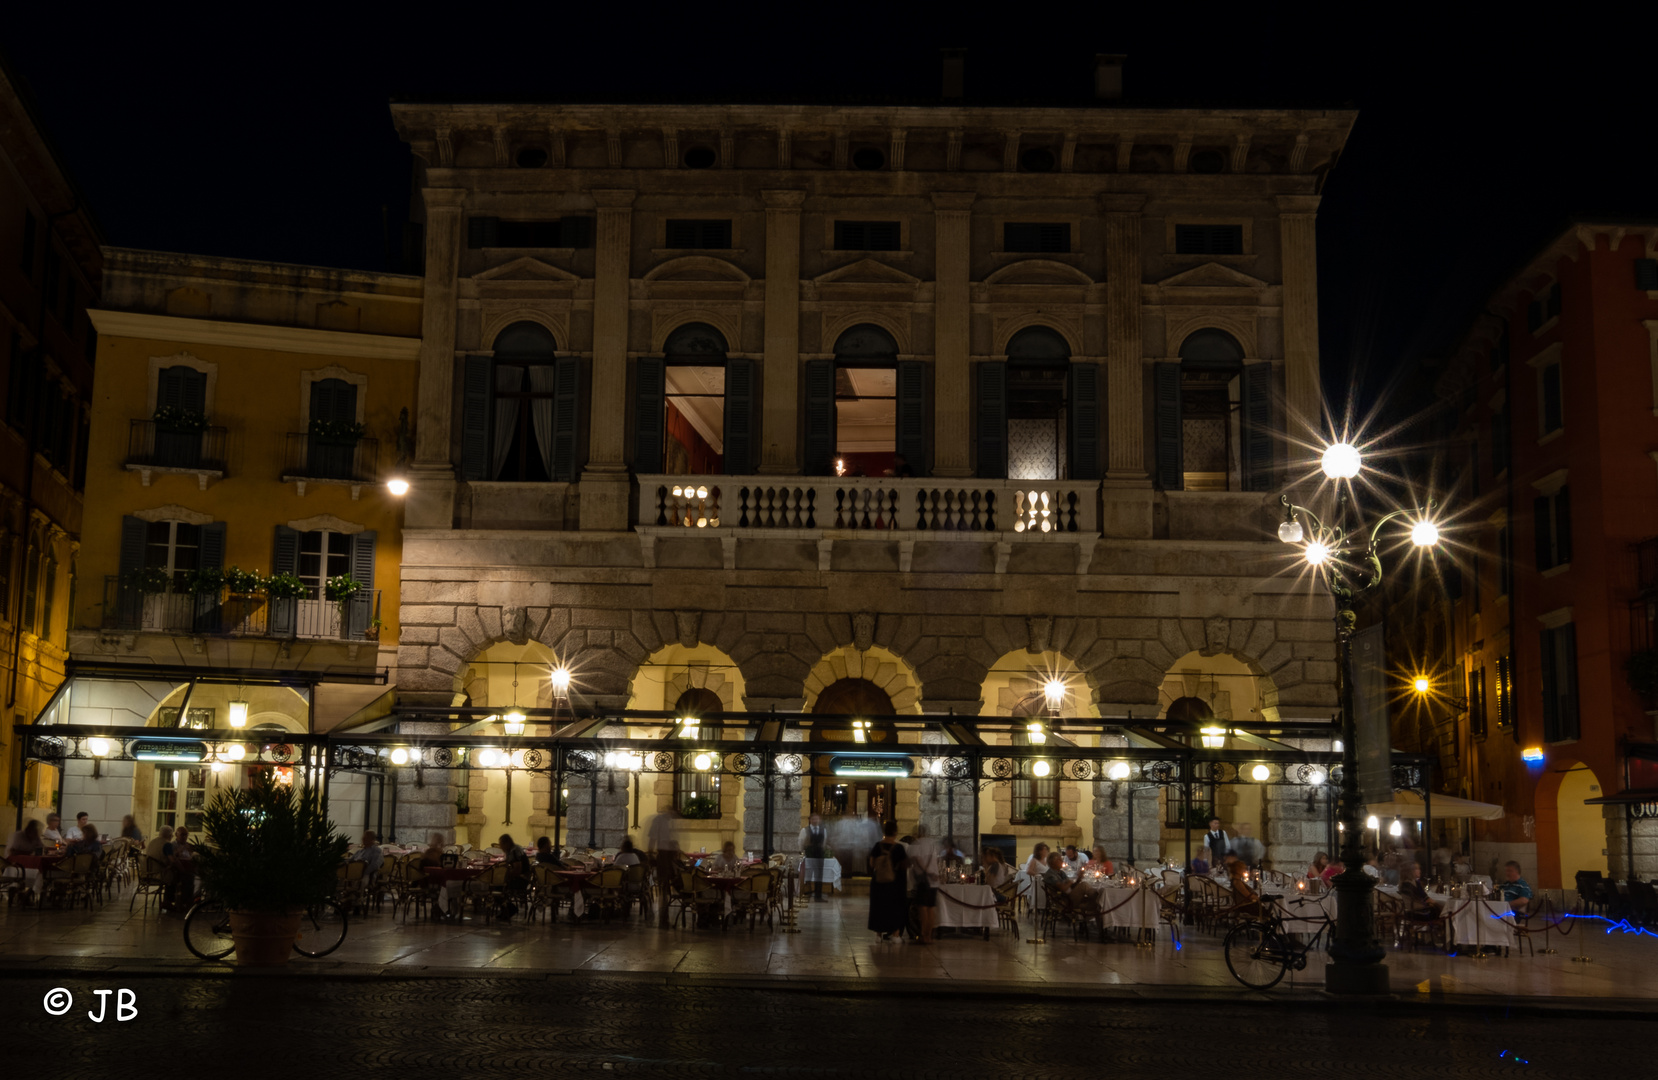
867,819,908,940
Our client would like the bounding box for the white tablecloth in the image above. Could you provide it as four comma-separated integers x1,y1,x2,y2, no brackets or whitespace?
1272,892,1337,934
1096,885,1160,930
934,883,999,931
1433,893,1519,949
801,858,842,891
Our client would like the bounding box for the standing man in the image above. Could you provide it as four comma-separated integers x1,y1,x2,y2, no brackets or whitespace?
646,807,679,927
800,813,830,900
1203,817,1230,866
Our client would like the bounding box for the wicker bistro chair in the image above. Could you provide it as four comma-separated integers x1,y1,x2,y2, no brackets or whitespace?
671,871,723,929
398,860,442,923
735,869,777,930
589,868,628,920
131,856,169,915
994,881,1025,934
1151,884,1184,946
0,856,29,907
621,862,651,918
335,861,368,910
42,854,97,911
1373,890,1403,945
530,865,574,923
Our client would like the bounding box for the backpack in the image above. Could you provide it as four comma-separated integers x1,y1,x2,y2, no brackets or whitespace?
873,844,896,884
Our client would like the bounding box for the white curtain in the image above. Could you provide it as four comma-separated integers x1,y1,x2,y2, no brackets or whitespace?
492,365,523,479
528,365,557,478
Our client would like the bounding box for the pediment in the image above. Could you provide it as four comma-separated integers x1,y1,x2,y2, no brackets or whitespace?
473,257,581,284
1156,262,1269,289
813,258,922,287
643,255,750,284
983,259,1095,287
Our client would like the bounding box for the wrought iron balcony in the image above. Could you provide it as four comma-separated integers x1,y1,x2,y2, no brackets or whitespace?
100,576,382,642
282,433,379,498
124,420,228,488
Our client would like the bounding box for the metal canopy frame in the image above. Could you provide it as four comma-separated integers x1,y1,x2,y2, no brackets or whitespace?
17,706,1432,858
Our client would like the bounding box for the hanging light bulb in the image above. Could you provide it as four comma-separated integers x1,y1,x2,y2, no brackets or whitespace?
1200,725,1226,749
88,737,110,758
1304,541,1331,566
1278,516,1304,544
1389,816,1404,837
503,711,526,736
228,699,249,728
1043,679,1066,709
1365,814,1380,831
477,749,497,768
1411,519,1440,547
694,753,712,771
1307,768,1327,787
227,744,246,761
1320,442,1361,480
550,667,572,697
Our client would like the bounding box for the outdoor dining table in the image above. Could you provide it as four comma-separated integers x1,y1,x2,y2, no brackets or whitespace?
1094,882,1161,932
554,869,596,917
6,854,65,871
933,882,999,936
800,857,842,893
1271,890,1337,934
706,874,746,917
1430,892,1520,951
424,863,490,916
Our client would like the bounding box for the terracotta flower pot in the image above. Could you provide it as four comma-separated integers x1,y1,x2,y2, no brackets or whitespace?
228,911,302,967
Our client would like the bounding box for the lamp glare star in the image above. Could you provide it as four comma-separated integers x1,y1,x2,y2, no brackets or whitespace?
1321,442,1362,480
1304,541,1331,566
1413,676,1431,694
1411,520,1440,547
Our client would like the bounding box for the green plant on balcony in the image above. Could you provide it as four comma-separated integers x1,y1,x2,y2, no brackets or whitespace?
326,573,361,630
221,566,265,595
152,405,209,433
680,795,720,819
264,573,307,600
121,566,174,595
1626,649,1658,703
1021,803,1061,827
308,418,367,442
185,566,224,596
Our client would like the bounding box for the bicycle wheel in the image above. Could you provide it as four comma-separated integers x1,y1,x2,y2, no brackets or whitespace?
293,900,348,957
1224,921,1289,990
183,898,235,961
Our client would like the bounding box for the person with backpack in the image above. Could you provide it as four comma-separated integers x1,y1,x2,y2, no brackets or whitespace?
866,819,908,941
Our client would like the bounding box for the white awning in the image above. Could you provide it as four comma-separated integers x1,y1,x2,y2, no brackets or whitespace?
1366,790,1504,821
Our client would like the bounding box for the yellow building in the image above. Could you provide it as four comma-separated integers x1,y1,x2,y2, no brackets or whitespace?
42,248,422,837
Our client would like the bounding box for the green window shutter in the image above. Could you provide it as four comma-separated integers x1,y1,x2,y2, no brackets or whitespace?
1240,362,1274,491
1539,628,1559,742
346,530,377,638
1533,495,1553,570
116,516,147,630
550,357,583,482
802,360,836,476
1153,362,1183,491
157,366,206,414
192,522,226,633
633,357,666,474
1636,259,1658,291
270,525,299,637
310,378,357,424
1554,486,1572,565
1557,623,1579,741
1065,362,1100,481
723,358,757,476
896,360,929,477
468,217,499,248
460,356,492,481
975,361,1007,479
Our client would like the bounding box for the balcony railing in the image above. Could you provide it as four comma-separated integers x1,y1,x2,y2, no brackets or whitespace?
638,476,1099,534
282,433,379,484
125,420,228,474
100,576,381,642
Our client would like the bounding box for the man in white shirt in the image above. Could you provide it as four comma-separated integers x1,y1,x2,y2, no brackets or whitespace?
350,830,384,879
907,824,943,944
1061,845,1087,873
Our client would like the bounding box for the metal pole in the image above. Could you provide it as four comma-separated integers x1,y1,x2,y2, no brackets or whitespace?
553,762,563,852
588,767,598,847
389,771,398,844
1423,779,1433,881
970,751,980,860
1127,780,1135,867
762,750,774,860
1327,602,1387,992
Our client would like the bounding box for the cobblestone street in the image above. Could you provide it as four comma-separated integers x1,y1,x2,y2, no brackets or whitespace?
6,972,1652,1079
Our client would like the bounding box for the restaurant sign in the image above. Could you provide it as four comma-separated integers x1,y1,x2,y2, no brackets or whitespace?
132,738,208,763
831,755,914,778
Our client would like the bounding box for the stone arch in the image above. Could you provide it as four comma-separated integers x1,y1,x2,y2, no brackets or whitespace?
993,314,1083,356
979,648,1099,720
1534,756,1610,889
478,307,567,349
801,644,922,714
642,255,751,285
651,309,742,353
1156,651,1272,726
1177,327,1246,366
624,642,747,715
492,319,558,356
1165,314,1258,359
821,311,911,356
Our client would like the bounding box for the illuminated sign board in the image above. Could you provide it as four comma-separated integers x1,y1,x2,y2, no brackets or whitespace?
132,739,207,763
831,756,914,778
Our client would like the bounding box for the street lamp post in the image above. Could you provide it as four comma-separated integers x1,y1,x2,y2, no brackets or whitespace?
1279,442,1441,995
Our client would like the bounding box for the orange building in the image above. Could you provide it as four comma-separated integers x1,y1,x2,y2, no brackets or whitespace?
1404,220,1658,889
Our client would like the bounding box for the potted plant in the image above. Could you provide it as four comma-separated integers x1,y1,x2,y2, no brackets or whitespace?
152,405,210,433
1022,803,1061,827
364,615,385,642
326,573,361,632
122,566,174,595
307,418,367,443
195,770,347,967
264,573,307,600
680,795,720,820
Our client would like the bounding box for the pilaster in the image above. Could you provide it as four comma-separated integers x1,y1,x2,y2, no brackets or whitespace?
580,189,636,530
1102,194,1148,483
408,188,467,529
760,190,805,474
932,191,975,477
1277,194,1323,433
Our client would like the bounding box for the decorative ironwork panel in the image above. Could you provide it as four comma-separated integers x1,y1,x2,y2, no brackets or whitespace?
1062,759,1095,781
986,757,1015,779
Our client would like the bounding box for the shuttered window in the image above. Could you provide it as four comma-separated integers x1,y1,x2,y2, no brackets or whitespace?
156,366,208,416
1534,485,1572,571
1239,362,1273,491
467,216,595,248
664,219,733,249
1153,362,1183,490
1540,623,1580,743
833,221,901,251
1469,665,1488,738
461,329,584,483
975,361,1007,480
1495,654,1514,729
1636,258,1658,291
1065,362,1099,481
1003,223,1071,253
1539,361,1563,434
1174,224,1243,255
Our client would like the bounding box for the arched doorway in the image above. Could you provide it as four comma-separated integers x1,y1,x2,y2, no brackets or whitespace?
1555,764,1609,887
809,677,897,862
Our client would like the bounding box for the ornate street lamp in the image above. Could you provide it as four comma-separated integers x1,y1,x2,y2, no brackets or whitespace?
1279,441,1442,994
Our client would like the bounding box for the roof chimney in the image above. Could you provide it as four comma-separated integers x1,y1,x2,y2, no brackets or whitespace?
1094,54,1125,101
941,48,966,100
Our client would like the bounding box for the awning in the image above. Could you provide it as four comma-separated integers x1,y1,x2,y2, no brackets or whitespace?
1366,790,1504,821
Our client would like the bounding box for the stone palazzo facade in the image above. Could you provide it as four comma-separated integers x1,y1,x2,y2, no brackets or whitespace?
384,92,1354,864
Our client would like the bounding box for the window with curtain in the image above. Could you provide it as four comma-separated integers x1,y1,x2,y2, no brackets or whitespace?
831,325,898,476
662,323,728,475
486,322,561,482
1004,326,1072,481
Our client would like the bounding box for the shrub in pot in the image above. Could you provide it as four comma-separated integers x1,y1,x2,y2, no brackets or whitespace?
1022,803,1061,827
196,771,347,966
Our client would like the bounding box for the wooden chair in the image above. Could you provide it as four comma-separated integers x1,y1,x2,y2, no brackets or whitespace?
397,861,441,923
1373,890,1403,945
1152,885,1184,947
994,882,1024,934
621,862,651,918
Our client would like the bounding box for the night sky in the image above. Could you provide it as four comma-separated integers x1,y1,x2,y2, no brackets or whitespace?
6,7,1652,425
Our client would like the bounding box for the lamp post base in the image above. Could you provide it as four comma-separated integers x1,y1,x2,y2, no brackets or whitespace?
1324,962,1390,995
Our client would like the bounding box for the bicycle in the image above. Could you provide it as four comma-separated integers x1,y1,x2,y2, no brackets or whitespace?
183,896,349,961
1223,895,1332,990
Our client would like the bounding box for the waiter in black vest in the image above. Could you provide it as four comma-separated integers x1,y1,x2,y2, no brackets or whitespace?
800,813,829,900
1203,817,1230,867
